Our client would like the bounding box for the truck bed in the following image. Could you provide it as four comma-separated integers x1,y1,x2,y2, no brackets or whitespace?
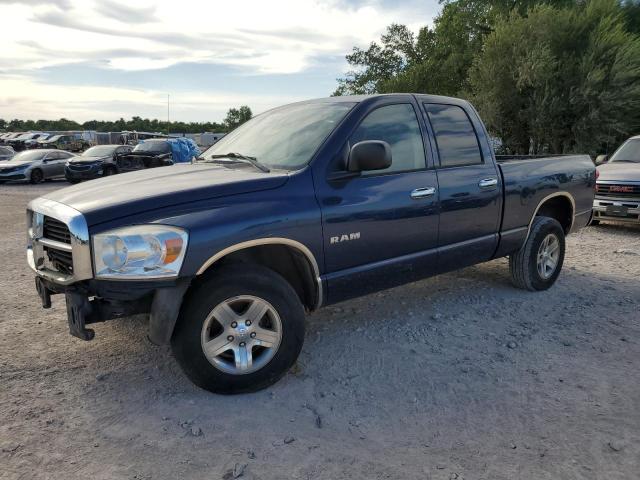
494,153,595,256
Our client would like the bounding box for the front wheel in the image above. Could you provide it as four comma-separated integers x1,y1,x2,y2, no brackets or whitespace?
171,264,305,394
30,169,44,184
509,216,566,291
102,166,117,176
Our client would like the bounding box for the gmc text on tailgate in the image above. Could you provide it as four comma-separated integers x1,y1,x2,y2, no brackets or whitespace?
27,94,596,394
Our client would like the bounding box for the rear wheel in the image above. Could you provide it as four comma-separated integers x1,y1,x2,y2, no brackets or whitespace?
30,169,44,184
509,216,565,291
171,264,305,394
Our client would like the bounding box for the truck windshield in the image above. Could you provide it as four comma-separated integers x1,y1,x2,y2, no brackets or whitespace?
200,102,355,170
610,139,640,163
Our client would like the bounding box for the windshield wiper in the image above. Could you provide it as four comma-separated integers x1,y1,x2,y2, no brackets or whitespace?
204,152,270,172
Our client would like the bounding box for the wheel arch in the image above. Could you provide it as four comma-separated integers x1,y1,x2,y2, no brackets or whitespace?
195,238,323,311
528,192,575,236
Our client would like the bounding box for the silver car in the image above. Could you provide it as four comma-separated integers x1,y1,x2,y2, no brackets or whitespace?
0,149,75,184
0,145,14,161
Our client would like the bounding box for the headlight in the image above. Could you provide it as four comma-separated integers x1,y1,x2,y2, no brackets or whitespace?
93,225,188,278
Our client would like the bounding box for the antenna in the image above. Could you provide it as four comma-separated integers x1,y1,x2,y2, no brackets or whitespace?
167,94,170,135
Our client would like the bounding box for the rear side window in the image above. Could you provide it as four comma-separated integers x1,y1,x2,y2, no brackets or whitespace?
424,104,483,167
350,103,426,174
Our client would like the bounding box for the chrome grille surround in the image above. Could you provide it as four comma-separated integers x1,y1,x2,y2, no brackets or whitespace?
27,198,92,285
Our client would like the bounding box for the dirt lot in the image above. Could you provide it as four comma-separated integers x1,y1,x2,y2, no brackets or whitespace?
1,182,639,480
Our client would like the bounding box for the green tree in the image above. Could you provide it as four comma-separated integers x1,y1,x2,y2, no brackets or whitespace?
224,106,253,130
334,1,599,97
333,24,423,95
469,0,640,154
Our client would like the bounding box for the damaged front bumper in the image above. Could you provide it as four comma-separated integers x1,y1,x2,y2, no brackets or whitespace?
27,197,190,345
34,276,191,344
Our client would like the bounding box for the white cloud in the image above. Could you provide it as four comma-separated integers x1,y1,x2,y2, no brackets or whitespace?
0,75,306,121
0,0,439,121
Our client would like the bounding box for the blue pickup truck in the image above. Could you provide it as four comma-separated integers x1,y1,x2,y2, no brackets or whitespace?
27,94,596,394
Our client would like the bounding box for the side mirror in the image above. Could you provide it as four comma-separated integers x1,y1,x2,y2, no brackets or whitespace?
595,154,608,166
347,140,392,172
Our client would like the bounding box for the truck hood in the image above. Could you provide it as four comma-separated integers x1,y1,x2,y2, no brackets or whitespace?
597,162,640,182
42,163,290,226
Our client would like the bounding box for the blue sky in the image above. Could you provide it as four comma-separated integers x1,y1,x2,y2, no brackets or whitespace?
0,0,438,123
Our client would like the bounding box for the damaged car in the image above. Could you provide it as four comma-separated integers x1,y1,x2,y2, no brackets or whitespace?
65,144,133,183
116,139,174,172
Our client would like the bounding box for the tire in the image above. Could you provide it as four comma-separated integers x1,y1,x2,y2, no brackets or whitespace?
103,166,117,176
30,169,44,184
171,264,305,394
509,216,566,291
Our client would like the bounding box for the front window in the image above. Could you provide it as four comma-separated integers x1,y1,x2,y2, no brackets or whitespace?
610,139,640,163
8,150,45,162
83,146,116,157
200,102,355,170
351,104,426,174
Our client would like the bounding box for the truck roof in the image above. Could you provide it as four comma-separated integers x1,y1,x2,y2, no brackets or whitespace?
300,93,470,107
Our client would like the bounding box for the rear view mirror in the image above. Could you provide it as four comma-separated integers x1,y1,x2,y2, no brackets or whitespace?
595,154,608,166
347,140,392,172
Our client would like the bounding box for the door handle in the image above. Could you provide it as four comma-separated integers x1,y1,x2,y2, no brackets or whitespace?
478,178,498,189
410,187,436,199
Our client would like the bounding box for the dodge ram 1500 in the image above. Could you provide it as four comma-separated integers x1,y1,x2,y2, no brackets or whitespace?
27,94,596,394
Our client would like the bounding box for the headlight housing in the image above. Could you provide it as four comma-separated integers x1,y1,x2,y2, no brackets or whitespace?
93,225,188,279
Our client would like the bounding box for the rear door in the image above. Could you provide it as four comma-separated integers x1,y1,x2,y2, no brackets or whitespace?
315,97,440,303
422,102,502,270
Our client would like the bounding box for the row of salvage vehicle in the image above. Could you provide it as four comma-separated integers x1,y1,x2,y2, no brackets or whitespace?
0,138,199,184
0,131,90,152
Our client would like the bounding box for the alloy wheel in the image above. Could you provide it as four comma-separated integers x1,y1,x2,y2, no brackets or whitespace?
536,233,560,279
200,295,282,375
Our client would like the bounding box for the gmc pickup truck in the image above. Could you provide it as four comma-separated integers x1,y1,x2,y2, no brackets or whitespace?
27,94,596,394
592,135,640,224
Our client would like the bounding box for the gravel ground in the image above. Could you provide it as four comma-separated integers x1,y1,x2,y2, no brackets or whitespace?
1,182,639,480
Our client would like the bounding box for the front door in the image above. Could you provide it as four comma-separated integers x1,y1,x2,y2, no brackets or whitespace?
315,99,440,304
43,151,68,177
